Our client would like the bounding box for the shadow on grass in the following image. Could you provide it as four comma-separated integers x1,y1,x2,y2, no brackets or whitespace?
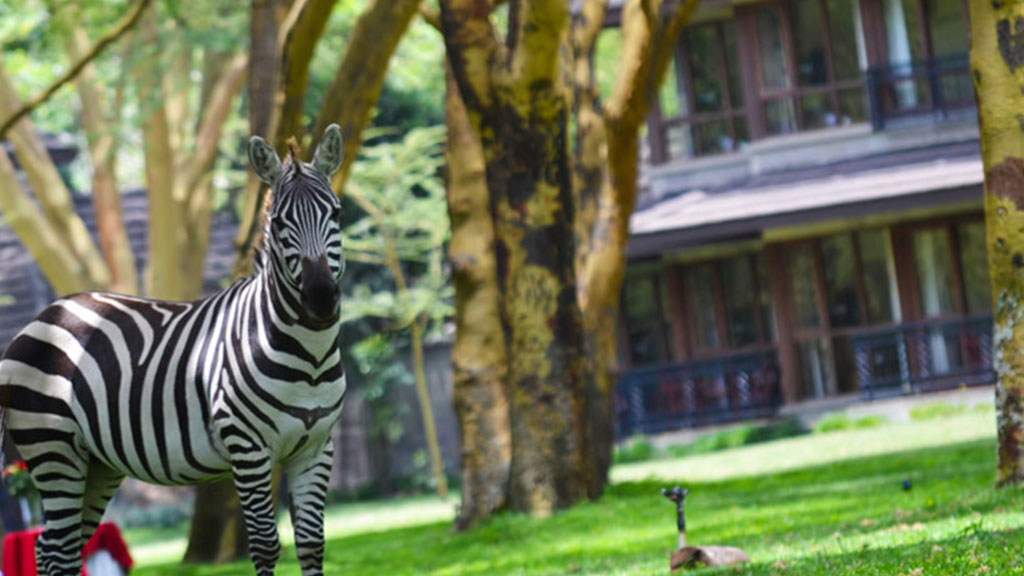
134,438,1024,576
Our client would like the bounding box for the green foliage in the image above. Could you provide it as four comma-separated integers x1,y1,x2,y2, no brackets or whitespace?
350,334,412,443
303,2,445,135
341,125,451,330
612,437,655,464
909,402,969,421
130,416,1024,576
667,418,807,459
814,413,889,433
614,420,807,465
594,28,623,104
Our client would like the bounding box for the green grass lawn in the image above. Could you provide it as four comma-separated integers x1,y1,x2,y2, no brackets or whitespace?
130,412,1024,575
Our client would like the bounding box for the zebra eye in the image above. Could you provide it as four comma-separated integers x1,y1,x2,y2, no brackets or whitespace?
331,206,342,223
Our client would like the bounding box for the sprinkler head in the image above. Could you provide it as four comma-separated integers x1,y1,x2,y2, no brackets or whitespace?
662,486,690,504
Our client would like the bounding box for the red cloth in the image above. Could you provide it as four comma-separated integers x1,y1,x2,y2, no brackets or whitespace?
2,522,133,575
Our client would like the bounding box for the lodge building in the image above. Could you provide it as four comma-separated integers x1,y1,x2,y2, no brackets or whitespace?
609,0,990,435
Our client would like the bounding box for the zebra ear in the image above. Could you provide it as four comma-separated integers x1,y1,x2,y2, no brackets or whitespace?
248,136,282,186
313,124,344,178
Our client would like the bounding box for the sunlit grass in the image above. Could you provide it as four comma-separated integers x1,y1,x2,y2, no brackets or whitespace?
131,411,1024,575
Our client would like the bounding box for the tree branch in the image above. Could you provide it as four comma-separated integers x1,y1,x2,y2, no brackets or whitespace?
183,53,248,200
231,0,337,281
0,0,152,139
439,0,500,115
509,0,568,91
420,1,442,31
313,0,423,192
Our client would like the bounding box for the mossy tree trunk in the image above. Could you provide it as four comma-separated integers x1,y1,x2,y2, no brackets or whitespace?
445,64,512,529
970,0,1024,486
442,0,587,518
440,0,701,526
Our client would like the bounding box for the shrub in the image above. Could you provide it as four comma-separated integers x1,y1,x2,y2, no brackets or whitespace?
972,402,995,413
666,418,806,458
852,414,888,429
814,413,888,433
909,402,968,421
749,417,807,443
614,437,657,464
814,414,854,433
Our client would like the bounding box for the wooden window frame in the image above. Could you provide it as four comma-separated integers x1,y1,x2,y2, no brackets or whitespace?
649,20,747,163
619,270,675,369
743,0,867,135
675,253,775,361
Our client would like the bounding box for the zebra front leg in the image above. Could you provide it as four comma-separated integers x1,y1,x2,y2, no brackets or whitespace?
285,441,334,576
232,455,281,576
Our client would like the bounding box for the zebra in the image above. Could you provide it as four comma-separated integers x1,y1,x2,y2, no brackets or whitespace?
0,124,348,576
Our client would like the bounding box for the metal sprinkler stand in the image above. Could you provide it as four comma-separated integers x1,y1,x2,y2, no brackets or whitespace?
661,486,749,572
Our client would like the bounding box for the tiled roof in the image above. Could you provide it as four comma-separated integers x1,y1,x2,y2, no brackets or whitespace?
0,189,240,352
628,141,984,258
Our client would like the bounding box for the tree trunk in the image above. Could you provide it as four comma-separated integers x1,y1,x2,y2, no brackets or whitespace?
493,94,584,515
0,53,110,293
445,64,511,530
182,480,249,564
411,319,449,499
571,0,701,499
48,0,138,295
276,0,338,146
443,0,586,516
969,0,1024,486
313,0,422,191
0,146,95,295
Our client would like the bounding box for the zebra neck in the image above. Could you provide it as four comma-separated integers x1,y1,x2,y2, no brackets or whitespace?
259,267,339,362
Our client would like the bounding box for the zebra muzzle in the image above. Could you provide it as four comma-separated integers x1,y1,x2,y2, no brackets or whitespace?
301,255,340,322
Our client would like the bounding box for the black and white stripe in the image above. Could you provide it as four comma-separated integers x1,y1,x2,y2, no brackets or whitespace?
0,126,348,576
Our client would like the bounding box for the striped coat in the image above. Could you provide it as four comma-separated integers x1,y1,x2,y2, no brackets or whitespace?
0,125,348,576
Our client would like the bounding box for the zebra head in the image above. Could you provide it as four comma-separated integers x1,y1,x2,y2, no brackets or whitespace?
248,124,345,325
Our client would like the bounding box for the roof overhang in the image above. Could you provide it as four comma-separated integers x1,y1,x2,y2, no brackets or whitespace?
627,155,984,259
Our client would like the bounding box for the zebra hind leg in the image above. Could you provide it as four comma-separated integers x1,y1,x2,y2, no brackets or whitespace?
28,449,88,576
80,459,125,546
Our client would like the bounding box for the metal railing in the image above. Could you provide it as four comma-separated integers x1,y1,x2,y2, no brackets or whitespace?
850,315,993,400
865,54,973,131
615,349,781,437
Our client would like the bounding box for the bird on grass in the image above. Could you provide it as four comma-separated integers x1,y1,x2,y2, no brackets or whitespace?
662,485,750,572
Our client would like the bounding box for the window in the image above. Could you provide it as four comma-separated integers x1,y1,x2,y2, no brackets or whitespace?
622,274,672,366
911,228,957,318
957,222,990,314
750,0,868,135
821,235,861,328
684,264,721,350
858,229,901,323
787,244,821,329
657,21,747,161
874,0,972,117
721,255,770,347
785,230,902,399
675,254,774,356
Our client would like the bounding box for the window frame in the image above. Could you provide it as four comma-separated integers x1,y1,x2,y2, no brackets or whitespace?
745,0,867,135
650,20,748,162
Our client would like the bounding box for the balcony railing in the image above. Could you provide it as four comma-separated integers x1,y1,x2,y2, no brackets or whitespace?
850,315,993,400
616,349,781,437
865,54,973,131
